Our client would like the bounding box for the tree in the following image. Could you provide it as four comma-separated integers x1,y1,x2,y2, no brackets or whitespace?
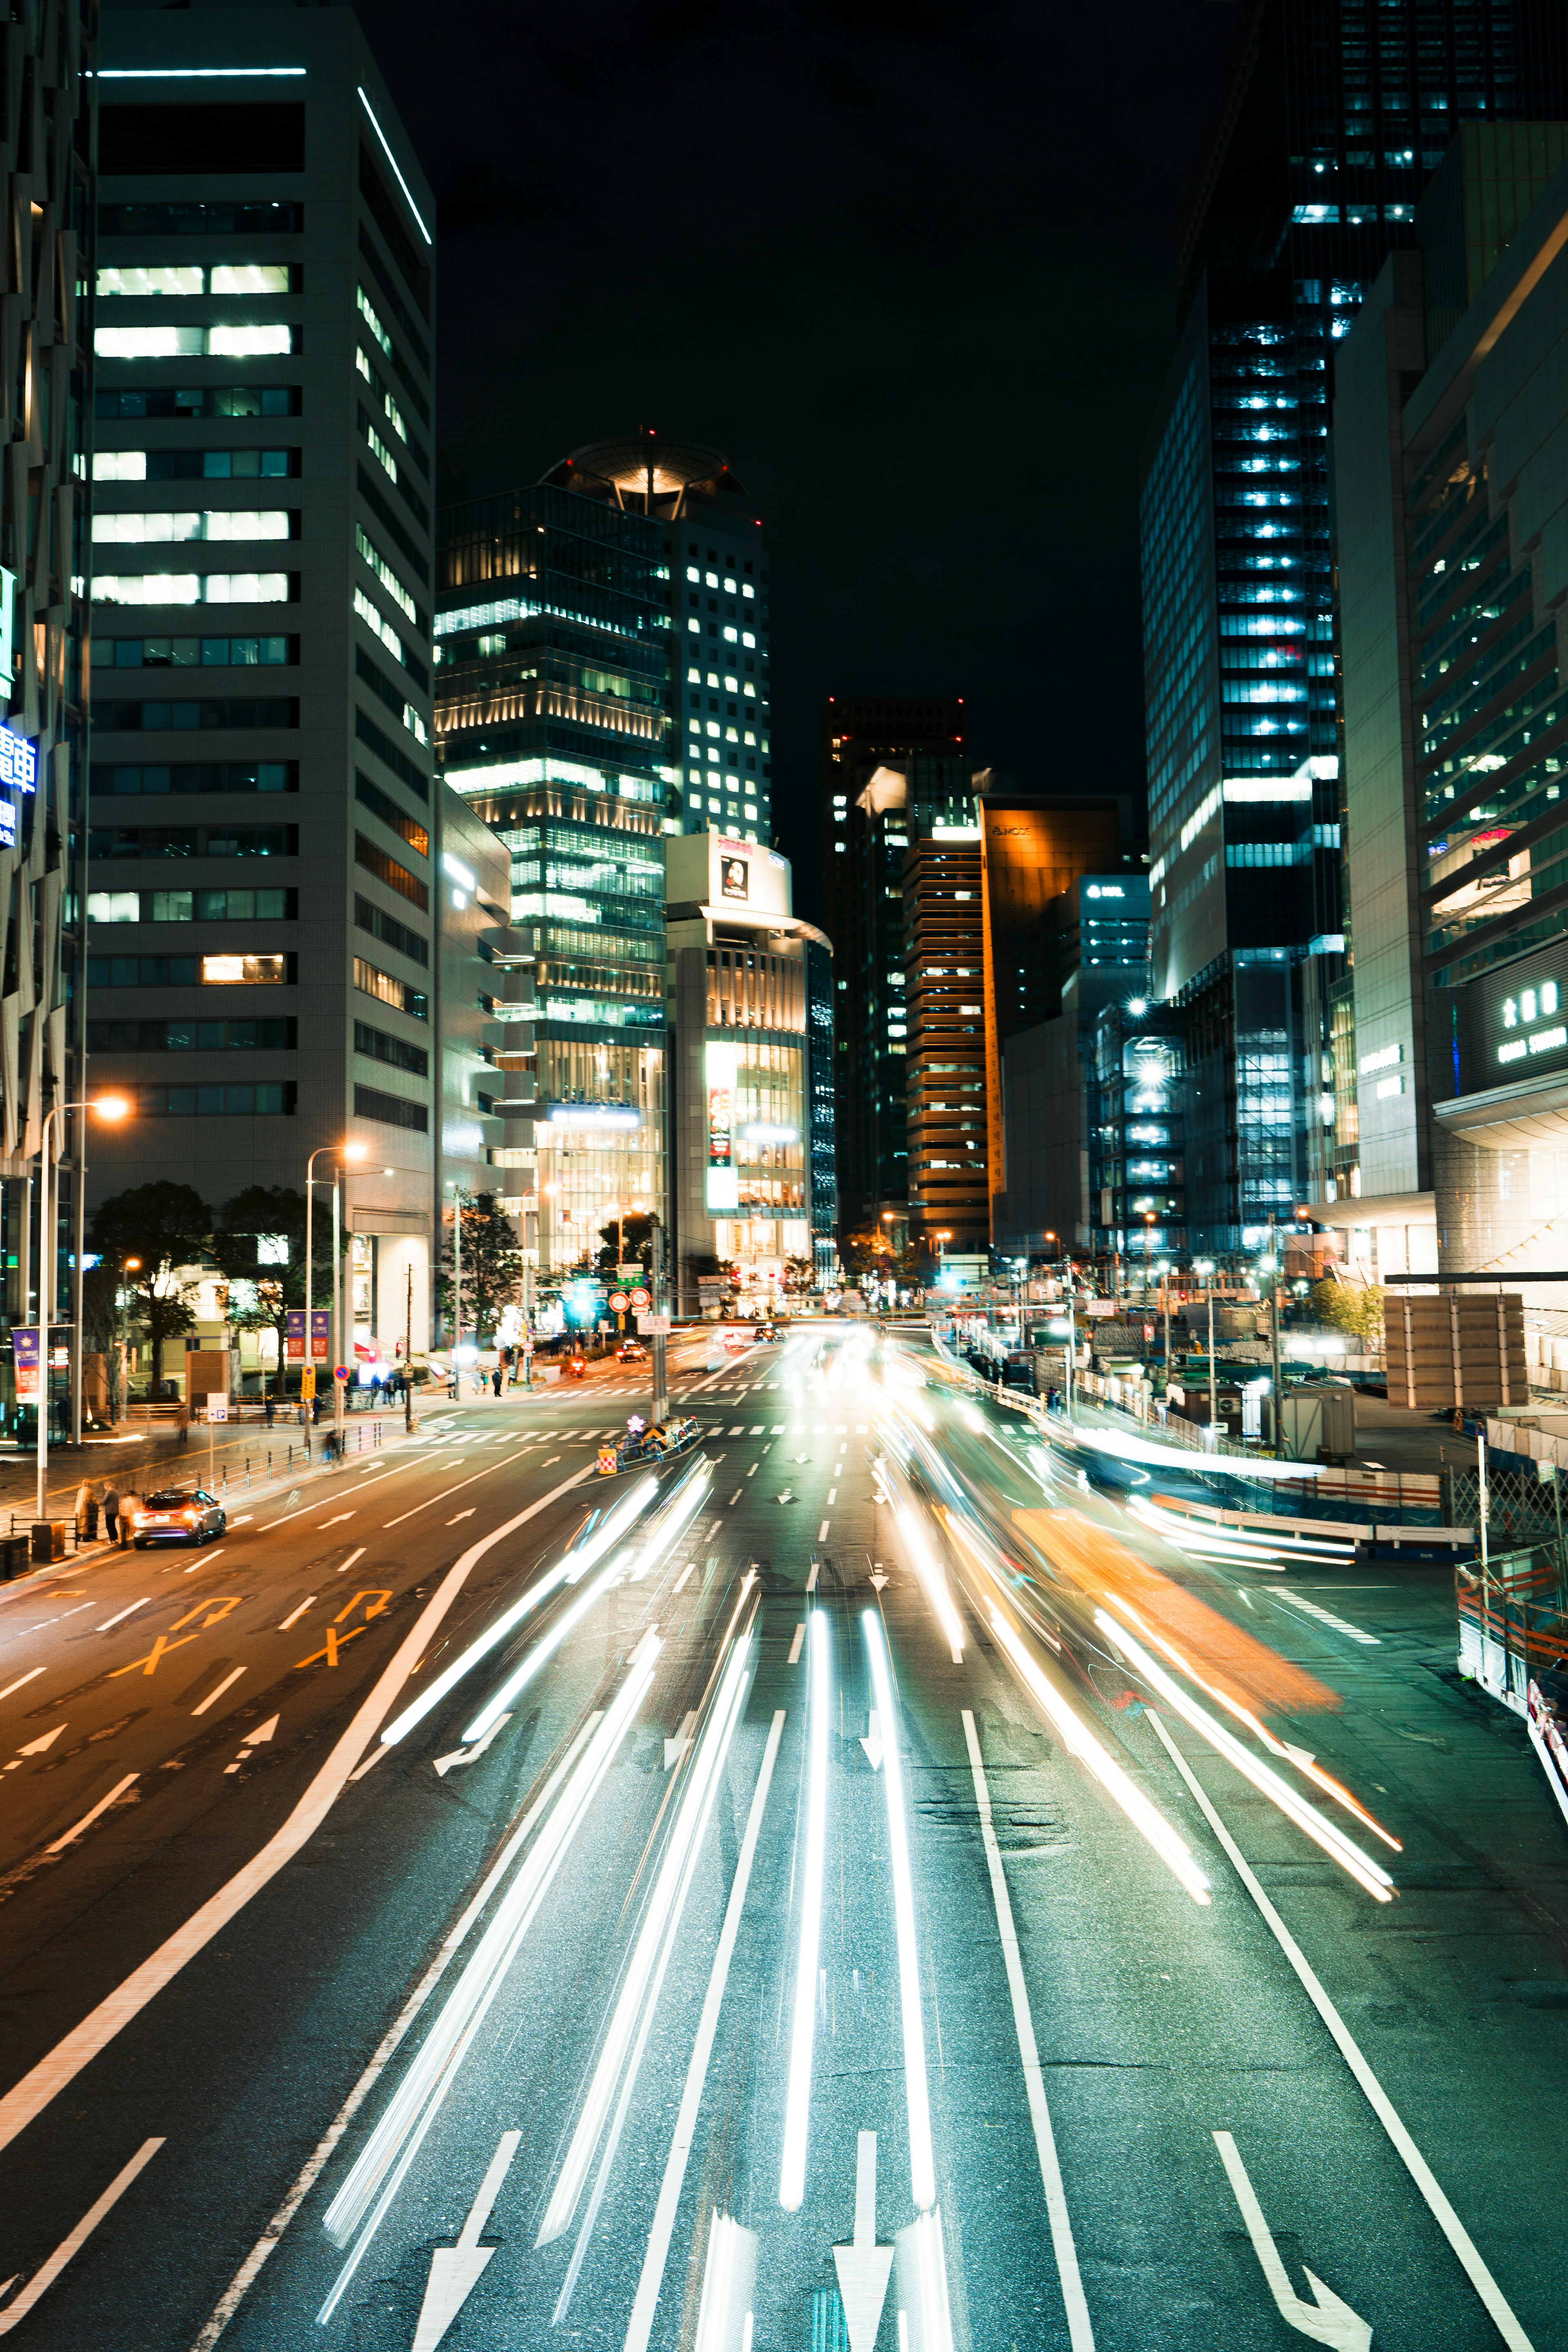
88,1182,212,1380
437,1190,522,1342
211,1186,312,1383
595,1211,654,1277
1310,1275,1385,1352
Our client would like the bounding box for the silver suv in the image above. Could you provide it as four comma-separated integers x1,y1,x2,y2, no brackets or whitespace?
129,1487,227,1547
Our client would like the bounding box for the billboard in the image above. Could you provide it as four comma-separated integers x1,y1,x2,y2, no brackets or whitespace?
12,1327,38,1402
705,1042,739,1211
720,853,749,902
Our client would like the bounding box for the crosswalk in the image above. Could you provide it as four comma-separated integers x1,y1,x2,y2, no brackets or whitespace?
523,1422,869,1443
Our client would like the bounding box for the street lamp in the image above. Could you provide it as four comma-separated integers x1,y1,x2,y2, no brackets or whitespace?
36,1095,131,1522
305,1141,365,1454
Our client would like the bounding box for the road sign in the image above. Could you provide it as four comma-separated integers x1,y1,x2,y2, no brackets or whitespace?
334,1365,351,1382
609,1292,629,1313
630,1286,650,1309
300,1369,316,1400
207,1391,229,1423
638,1312,671,1335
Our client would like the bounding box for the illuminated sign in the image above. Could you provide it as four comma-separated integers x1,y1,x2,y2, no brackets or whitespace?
547,1106,640,1130
0,800,15,850
0,721,36,795
1499,980,1567,1065
742,1123,797,1144
705,1042,739,1210
12,1326,38,1402
1358,1042,1401,1076
720,854,749,902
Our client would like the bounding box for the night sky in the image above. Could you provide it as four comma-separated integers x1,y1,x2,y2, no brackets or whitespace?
368,0,1241,916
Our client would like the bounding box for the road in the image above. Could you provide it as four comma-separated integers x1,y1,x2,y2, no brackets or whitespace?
0,1321,1563,2350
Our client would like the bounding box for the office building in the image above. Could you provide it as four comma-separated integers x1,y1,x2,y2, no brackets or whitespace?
904,820,988,1258
0,1,91,1420
1140,0,1567,1257
994,875,1154,1258
665,832,833,1309
976,789,1122,1233
435,474,672,1280
1333,126,1568,1301
536,432,771,849
85,4,461,1356
820,698,968,1232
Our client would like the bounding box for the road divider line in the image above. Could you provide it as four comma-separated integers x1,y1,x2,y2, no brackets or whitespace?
0,1669,43,1706
818,1521,830,1542
97,1598,150,1633
0,2135,164,2337
278,1597,315,1632
45,1773,139,1853
963,1708,1094,2350
0,1465,595,2165
1147,1710,1534,2352
192,1668,245,1718
381,1451,532,1529
780,1613,831,2211
623,1710,785,2352
788,1624,805,1665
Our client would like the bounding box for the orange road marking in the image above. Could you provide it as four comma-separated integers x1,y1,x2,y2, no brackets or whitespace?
335,1590,392,1624
170,1596,243,1633
294,1624,369,1671
110,1633,200,1679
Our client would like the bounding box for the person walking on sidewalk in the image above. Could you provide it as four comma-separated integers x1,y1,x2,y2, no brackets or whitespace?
102,1483,120,1545
74,1479,99,1542
116,1484,137,1546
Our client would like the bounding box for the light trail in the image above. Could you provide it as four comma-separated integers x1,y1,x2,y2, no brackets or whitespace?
317,1635,660,2312
1125,1494,1354,1569
987,1605,1212,1905
1096,1610,1396,1900
1061,1426,1325,1482
895,1506,964,1663
461,1468,711,1743
863,1610,937,2212
539,1595,755,2252
779,1608,831,2212
379,1474,659,1746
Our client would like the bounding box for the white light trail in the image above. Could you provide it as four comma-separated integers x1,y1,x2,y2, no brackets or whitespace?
987,1605,1211,1906
1063,1427,1324,1481
379,1475,659,1746
624,1468,712,1582
896,1509,964,1663
1125,1494,1353,1568
863,1611,936,2212
779,1609,831,2211
1096,1611,1395,1900
538,1616,754,2248
461,1473,708,1743
318,1637,660,2318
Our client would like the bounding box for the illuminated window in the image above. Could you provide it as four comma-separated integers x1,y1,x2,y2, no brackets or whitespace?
91,572,290,605
93,510,290,544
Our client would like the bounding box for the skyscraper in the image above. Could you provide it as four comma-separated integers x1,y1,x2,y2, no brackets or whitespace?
0,0,91,1427
1140,0,1567,1255
86,4,455,1357
435,476,671,1279
538,433,771,849
820,697,967,1233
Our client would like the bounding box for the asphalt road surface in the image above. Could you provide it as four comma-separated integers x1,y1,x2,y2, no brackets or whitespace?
0,1322,1564,2352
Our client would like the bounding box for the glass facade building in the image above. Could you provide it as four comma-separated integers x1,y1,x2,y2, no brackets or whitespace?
1141,0,1567,1255
435,483,672,1278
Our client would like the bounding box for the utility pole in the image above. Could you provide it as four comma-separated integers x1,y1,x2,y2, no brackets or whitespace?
523,1254,533,1389
1207,1274,1218,1439
452,1184,463,1396
1268,1210,1283,1454
404,1254,416,1434
651,1215,668,1425
332,1167,344,1452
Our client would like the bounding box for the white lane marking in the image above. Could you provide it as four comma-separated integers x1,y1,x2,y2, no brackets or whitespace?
410,2131,522,2352
1212,2131,1372,2352
45,1773,140,1854
622,1711,785,2352
382,1451,530,1529
818,1521,830,1542
827,1488,838,1505
0,2136,165,2336
432,1714,512,1779
672,1562,695,1595
278,1596,316,1632
1272,1591,1380,1646
788,1623,805,1665
832,2131,893,2350
1148,1711,1533,2351
192,1668,246,1719
318,1514,354,1529
963,1709,1094,2349
97,1598,150,1633
0,1670,43,1706
727,1491,742,1506
336,1547,366,1576
806,1563,820,1593
189,1710,604,2351
0,1465,596,2163
446,1509,477,1525
346,1745,389,1784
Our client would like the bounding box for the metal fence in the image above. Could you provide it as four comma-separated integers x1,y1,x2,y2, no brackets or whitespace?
1449,1464,1567,1553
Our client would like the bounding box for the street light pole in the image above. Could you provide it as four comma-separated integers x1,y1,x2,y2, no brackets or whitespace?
35,1096,130,1523
1267,1210,1283,1454
305,1140,365,1455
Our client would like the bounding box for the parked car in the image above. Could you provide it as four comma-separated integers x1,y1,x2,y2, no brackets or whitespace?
129,1486,226,1547
616,1339,647,1362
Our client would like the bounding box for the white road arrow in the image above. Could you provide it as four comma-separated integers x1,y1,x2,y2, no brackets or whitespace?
833,2131,894,2352
242,1715,279,1747
16,1725,65,1757
664,1710,697,1770
860,1710,884,1772
776,1489,795,1503
410,2129,520,2352
1214,2132,1372,2351
432,1712,512,1778
446,1509,476,1526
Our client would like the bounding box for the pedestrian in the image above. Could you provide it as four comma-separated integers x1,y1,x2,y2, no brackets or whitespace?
492,1365,502,1398
264,1389,275,1428
116,1484,136,1545
176,1398,189,1447
102,1482,120,1544
74,1478,98,1541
